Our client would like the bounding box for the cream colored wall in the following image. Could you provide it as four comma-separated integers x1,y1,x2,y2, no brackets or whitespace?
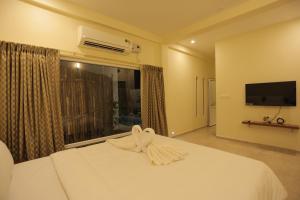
163,45,215,137
0,0,161,66
215,18,300,151
0,0,216,138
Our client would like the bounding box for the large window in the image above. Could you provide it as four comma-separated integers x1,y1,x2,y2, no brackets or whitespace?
60,60,141,144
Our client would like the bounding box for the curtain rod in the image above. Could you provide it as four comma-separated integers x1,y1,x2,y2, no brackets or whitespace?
60,50,141,69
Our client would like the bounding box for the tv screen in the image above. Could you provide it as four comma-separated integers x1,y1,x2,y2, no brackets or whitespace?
245,81,296,106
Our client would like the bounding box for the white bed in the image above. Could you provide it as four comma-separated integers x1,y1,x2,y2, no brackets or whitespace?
8,135,287,200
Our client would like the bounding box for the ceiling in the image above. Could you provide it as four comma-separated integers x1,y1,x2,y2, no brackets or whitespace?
66,0,247,35
179,0,300,57
65,0,300,57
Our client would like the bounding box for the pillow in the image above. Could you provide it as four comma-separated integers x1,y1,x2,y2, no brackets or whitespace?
0,140,14,200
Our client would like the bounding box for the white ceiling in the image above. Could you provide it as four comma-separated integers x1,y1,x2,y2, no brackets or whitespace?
66,0,247,35
179,0,300,57
66,0,300,57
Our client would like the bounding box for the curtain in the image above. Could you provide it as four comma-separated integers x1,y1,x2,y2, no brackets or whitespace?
141,65,168,136
60,63,113,144
0,41,64,162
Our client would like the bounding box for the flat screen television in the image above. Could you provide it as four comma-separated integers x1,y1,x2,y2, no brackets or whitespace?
245,81,296,106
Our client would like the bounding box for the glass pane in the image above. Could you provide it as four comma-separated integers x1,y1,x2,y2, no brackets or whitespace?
60,60,141,144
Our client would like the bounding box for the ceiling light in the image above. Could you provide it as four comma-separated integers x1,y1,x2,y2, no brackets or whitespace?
75,63,81,69
190,40,196,44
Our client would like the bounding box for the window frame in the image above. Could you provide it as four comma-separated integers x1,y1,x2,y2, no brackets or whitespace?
60,57,141,148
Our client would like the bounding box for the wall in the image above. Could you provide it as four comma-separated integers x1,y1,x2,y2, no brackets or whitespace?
0,0,216,138
215,18,300,151
163,45,215,136
0,0,161,66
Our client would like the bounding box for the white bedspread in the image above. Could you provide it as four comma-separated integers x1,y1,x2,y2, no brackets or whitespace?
9,157,68,200
50,135,287,200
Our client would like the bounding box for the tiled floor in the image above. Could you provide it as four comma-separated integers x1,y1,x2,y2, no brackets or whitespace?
176,126,300,200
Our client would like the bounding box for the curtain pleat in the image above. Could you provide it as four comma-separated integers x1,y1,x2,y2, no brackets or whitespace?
141,65,168,136
0,41,64,162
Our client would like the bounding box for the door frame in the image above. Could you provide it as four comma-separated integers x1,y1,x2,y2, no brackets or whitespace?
208,79,216,127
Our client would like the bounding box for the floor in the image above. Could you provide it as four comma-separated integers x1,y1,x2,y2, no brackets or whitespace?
176,126,300,200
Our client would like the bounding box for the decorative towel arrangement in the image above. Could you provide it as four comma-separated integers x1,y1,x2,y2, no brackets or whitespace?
107,125,187,165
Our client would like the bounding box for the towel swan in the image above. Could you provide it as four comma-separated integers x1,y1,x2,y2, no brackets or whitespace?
107,125,186,165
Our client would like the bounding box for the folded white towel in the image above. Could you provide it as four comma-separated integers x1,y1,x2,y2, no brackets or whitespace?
108,125,155,153
132,125,143,152
107,125,187,165
140,128,155,152
147,144,186,165
106,135,137,151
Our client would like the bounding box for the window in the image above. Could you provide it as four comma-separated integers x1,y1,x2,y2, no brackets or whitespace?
60,60,141,145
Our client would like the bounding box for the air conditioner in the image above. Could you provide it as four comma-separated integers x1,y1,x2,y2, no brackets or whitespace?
78,26,131,54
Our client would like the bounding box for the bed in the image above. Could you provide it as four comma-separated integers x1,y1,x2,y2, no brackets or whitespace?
5,135,287,200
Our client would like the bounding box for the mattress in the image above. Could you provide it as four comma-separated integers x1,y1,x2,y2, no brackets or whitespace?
9,157,67,200
9,135,287,200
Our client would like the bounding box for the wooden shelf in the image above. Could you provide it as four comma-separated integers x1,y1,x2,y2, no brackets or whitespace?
242,120,299,130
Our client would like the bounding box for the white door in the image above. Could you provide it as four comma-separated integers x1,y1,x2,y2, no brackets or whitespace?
208,79,216,126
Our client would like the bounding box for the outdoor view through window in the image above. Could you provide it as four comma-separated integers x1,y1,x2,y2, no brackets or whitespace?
60,60,141,144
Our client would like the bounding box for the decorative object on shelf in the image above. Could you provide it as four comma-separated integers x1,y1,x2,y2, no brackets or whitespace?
261,107,283,124
276,117,285,125
263,116,272,124
242,120,299,130
263,116,270,122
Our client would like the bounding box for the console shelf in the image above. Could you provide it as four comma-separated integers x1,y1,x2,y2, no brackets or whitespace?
242,120,299,130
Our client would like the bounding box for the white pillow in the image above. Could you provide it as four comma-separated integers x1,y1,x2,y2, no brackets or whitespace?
0,141,14,200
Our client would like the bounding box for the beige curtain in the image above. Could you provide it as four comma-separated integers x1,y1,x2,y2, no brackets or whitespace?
141,65,168,136
0,41,64,162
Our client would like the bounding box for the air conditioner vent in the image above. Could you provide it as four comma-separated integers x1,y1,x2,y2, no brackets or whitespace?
83,41,126,53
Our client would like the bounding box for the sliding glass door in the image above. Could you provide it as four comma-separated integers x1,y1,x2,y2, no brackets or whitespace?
60,60,141,145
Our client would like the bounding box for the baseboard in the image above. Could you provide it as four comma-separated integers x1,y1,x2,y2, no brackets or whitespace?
171,125,209,138
216,134,299,154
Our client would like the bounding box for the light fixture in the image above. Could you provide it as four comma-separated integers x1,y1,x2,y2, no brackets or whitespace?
75,63,81,69
190,40,196,44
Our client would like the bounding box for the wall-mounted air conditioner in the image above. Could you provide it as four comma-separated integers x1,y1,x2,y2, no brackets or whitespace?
78,26,132,54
